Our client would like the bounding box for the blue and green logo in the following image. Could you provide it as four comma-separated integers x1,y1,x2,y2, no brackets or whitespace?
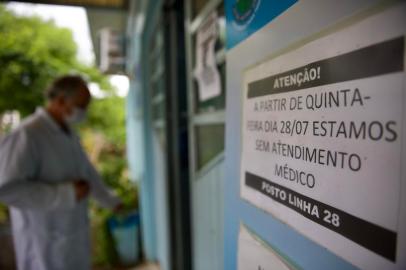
226,0,297,48
232,0,261,28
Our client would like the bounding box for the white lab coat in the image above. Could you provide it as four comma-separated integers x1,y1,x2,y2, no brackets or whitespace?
0,107,120,270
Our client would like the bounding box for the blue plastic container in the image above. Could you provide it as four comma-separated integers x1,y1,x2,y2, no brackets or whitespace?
107,211,140,265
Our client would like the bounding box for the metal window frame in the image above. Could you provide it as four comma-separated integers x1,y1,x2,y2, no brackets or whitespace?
161,1,192,270
185,0,226,181
148,20,167,128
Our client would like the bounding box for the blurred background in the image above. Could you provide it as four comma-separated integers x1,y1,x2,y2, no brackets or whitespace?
0,2,140,269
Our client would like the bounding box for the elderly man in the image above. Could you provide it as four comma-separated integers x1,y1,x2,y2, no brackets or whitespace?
0,75,122,270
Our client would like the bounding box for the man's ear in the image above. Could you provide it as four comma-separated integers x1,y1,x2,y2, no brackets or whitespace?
51,96,69,115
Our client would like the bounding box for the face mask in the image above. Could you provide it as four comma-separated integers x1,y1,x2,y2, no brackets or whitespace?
65,107,87,125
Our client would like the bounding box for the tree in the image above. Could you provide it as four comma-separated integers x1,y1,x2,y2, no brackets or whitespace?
0,5,111,116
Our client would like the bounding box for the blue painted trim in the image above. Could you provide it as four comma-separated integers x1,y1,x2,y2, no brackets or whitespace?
134,2,171,269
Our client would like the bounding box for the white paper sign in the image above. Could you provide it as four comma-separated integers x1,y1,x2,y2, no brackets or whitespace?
238,225,293,270
194,12,222,102
240,4,406,270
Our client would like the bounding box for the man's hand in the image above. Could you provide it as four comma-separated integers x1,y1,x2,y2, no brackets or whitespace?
73,180,90,202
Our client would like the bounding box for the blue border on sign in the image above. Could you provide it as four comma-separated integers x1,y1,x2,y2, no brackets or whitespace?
225,0,298,49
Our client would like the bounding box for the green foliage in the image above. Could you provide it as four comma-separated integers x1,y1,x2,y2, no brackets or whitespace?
81,97,138,266
81,96,138,211
84,96,126,148
0,5,110,116
0,204,8,224
90,206,118,267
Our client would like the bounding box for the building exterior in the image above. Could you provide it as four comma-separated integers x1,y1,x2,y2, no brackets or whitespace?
126,1,406,270
3,1,406,270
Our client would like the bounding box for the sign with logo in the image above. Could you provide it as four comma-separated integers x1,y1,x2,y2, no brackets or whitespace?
240,4,406,270
225,0,297,49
